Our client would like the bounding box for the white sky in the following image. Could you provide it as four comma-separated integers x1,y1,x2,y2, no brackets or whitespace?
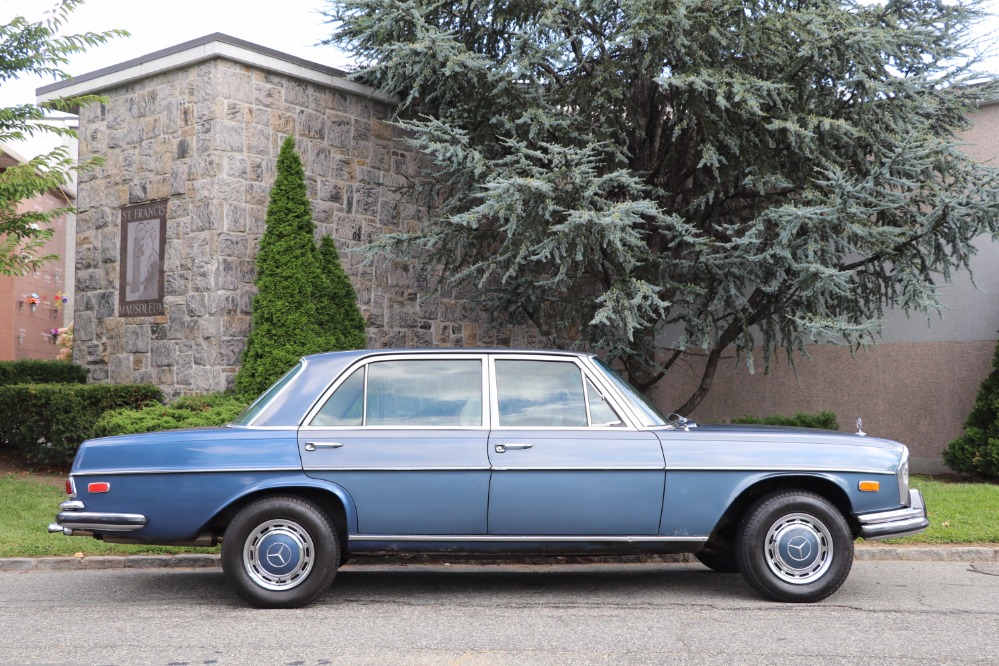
0,0,351,108
1,0,998,110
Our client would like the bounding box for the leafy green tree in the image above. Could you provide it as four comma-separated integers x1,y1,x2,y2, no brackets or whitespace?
0,0,126,275
324,0,999,413
235,136,333,399
235,137,366,399
316,235,367,349
945,337,999,479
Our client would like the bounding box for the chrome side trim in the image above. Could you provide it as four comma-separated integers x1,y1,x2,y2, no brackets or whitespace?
489,466,665,472
59,500,85,511
349,534,708,543
666,465,896,475
54,511,147,532
309,466,492,471
858,489,929,540
65,467,303,476
313,465,662,472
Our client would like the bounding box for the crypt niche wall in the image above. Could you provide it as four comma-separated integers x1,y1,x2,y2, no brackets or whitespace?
45,35,538,397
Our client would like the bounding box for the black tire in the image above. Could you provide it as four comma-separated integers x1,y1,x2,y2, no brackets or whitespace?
222,495,340,609
735,491,853,603
694,542,740,573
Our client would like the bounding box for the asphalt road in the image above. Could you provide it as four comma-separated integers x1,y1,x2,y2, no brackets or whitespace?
1,560,997,665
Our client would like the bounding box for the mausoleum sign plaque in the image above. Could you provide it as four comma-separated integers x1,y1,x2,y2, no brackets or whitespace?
118,200,167,317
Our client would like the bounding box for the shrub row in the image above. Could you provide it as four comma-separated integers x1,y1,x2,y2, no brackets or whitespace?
93,393,248,438
0,360,88,386
730,411,839,430
0,383,163,466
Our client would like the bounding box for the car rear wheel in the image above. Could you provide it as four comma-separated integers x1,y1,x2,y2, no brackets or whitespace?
735,491,853,602
222,495,340,608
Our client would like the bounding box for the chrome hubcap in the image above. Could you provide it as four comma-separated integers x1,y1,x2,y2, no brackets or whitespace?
764,512,833,584
243,518,314,591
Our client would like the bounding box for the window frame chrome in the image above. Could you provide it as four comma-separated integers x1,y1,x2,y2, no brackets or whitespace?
488,353,641,431
300,352,492,431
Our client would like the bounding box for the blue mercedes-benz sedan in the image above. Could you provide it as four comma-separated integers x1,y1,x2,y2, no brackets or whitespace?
50,349,928,608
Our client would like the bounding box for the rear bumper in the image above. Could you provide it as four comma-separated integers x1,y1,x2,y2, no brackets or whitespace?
49,500,147,536
857,489,929,540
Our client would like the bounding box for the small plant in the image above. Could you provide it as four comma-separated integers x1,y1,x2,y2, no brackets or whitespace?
234,137,365,400
56,322,74,362
944,336,999,479
0,358,87,385
92,393,248,438
0,383,162,465
731,412,839,430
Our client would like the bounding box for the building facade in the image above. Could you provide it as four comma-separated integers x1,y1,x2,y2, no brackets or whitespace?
0,141,74,361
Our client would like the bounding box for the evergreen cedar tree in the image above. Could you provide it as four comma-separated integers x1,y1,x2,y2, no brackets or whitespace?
0,0,126,275
235,137,366,400
945,337,999,479
324,0,999,413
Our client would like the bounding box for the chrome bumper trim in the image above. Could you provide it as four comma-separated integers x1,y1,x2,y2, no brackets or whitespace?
858,489,929,540
52,511,148,533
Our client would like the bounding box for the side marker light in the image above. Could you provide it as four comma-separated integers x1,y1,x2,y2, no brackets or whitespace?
88,482,111,493
858,481,880,492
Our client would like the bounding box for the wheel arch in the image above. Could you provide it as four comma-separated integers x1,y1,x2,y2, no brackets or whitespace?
708,473,858,546
204,478,356,556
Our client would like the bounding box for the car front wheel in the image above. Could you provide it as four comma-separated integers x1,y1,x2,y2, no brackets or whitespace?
735,491,853,602
222,495,340,608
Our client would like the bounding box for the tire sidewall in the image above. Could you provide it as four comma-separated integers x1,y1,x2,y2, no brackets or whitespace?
222,496,339,609
736,491,854,603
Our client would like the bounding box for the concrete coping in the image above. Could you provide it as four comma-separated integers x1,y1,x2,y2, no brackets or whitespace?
36,33,394,108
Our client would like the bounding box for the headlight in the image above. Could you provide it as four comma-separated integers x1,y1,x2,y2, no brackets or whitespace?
897,448,910,505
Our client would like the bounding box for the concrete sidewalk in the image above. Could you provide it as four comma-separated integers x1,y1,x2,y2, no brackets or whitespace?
2,545,997,572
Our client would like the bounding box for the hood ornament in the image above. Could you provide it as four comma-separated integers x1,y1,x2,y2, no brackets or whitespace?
856,417,866,437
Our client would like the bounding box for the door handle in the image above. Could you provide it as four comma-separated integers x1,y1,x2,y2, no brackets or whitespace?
494,442,533,453
304,441,344,452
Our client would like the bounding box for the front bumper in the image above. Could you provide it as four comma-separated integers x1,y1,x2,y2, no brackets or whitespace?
857,489,929,540
48,499,147,536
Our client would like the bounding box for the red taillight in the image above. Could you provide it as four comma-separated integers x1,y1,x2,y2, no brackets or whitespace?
88,482,110,494
65,479,73,495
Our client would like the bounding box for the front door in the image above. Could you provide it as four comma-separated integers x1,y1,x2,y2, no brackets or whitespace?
299,355,490,535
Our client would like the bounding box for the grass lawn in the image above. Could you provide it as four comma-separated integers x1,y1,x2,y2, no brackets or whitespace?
884,475,999,545
0,472,218,558
0,472,995,559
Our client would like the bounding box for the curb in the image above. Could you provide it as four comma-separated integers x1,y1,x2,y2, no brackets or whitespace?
2,546,998,572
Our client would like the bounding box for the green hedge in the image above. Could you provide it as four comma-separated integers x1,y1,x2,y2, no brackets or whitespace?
731,411,839,430
0,360,88,386
0,383,163,466
93,393,248,438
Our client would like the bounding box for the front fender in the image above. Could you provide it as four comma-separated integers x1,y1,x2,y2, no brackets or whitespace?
661,470,897,537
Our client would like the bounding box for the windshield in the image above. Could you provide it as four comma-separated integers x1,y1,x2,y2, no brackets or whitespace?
230,362,304,426
593,358,667,427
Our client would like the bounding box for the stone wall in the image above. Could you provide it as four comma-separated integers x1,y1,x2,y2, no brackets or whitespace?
71,49,535,397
